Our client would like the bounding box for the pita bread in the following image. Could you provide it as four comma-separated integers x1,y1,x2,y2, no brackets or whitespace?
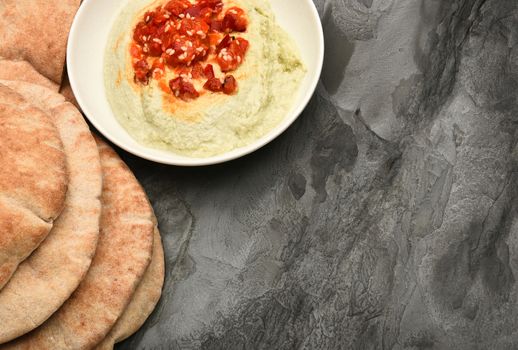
0,0,80,84
0,60,57,90
0,81,102,344
95,228,165,350
0,84,67,290
2,138,155,350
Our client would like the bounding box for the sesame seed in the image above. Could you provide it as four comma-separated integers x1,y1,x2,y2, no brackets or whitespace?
179,14,185,18
179,53,187,59
145,15,150,22
166,48,175,55
196,47,203,52
197,30,204,35
176,23,181,30
237,56,241,63
181,46,188,51
165,24,171,32
186,13,191,19
175,91,180,97
187,30,193,36
187,41,193,47
229,10,238,14
153,38,162,44
164,14,170,18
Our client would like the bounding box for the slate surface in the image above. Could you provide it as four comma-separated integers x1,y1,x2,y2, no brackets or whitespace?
116,0,518,348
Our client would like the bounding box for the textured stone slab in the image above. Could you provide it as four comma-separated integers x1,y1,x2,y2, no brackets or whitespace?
115,0,518,348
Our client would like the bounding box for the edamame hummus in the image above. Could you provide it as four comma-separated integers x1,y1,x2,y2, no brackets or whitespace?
105,0,305,157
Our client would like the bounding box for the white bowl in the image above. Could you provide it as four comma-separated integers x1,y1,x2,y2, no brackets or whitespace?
67,0,324,166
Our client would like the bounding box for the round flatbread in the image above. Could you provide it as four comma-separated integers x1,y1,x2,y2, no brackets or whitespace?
0,84,68,291
2,138,155,350
0,60,58,91
0,0,81,84
95,228,165,350
0,81,102,344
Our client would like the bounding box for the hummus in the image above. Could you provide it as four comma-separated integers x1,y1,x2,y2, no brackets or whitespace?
104,0,305,158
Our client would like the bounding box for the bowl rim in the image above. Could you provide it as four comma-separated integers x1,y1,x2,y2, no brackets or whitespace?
67,0,324,166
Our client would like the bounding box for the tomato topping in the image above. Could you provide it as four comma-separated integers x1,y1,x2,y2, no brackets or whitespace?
146,40,163,56
164,0,191,17
133,59,151,84
217,37,249,72
222,7,247,32
169,77,200,100
203,77,223,92
191,62,205,79
151,59,165,79
216,34,232,52
130,43,142,58
131,0,249,100
222,75,237,94
199,0,223,9
203,64,215,79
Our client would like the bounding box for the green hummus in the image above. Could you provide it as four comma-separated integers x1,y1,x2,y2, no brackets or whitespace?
104,0,305,158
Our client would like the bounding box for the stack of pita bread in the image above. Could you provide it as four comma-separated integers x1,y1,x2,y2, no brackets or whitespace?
0,1,165,349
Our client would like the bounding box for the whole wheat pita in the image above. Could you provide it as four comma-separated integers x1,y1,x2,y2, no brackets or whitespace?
0,84,68,290
2,138,155,350
0,60,57,90
0,0,80,84
0,81,102,344
95,228,165,350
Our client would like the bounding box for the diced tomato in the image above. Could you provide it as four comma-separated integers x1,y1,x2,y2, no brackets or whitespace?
152,9,169,25
191,62,205,79
143,11,155,23
169,77,200,100
203,64,215,79
217,37,248,72
222,75,237,94
130,43,142,58
185,4,202,18
210,19,222,32
146,41,163,56
131,0,248,100
222,7,248,32
203,77,222,92
133,22,158,44
133,59,150,83
177,17,210,38
163,37,195,66
233,37,249,54
216,34,232,53
199,0,223,12
151,59,165,79
164,0,191,17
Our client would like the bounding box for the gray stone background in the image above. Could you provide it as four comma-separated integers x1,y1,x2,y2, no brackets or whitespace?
115,0,518,348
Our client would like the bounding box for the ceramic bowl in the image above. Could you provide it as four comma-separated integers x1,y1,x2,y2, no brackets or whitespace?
67,0,324,166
